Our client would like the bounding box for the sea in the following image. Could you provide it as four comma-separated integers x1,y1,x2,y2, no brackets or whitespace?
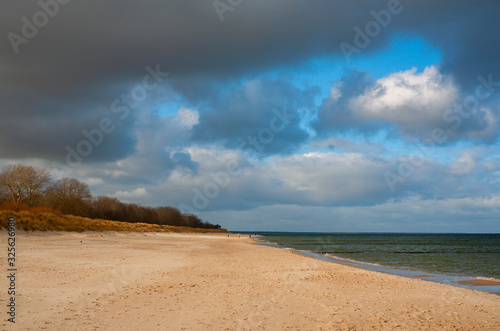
249,232,500,295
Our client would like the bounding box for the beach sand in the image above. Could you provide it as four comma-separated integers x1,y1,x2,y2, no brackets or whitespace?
1,231,499,330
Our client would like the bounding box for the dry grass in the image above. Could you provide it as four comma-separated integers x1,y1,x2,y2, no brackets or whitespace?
0,202,63,215
0,210,228,233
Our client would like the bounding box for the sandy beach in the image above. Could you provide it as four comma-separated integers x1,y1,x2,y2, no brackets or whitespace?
1,231,499,330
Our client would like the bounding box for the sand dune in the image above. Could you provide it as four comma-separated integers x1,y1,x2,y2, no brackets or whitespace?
1,231,499,330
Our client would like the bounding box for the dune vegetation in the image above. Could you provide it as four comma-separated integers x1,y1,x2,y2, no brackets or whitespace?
0,209,228,233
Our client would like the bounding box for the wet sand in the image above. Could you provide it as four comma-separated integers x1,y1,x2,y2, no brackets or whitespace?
1,231,499,330
458,279,500,286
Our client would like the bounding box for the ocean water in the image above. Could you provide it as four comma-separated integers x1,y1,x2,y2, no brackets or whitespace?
257,233,500,280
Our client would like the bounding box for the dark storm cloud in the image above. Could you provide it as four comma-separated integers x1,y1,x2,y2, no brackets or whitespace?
3,0,498,91
393,0,500,90
1,0,359,94
0,86,137,163
1,0,499,162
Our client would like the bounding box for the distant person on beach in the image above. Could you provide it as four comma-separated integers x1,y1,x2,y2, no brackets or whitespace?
238,233,240,238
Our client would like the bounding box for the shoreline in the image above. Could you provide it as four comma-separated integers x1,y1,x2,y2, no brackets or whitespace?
254,236,500,295
300,249,500,295
1,231,499,330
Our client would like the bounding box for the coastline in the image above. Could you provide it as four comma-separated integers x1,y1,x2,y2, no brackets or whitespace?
1,231,499,330
254,238,500,295
254,234,500,295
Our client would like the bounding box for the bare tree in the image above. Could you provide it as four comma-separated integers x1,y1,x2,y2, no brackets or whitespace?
156,206,184,226
0,185,8,205
91,196,127,221
0,164,51,207
45,178,92,216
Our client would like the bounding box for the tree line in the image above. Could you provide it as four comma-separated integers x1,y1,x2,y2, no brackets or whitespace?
0,164,222,229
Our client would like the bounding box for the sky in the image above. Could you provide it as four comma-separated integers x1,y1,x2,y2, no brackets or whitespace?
1,0,500,232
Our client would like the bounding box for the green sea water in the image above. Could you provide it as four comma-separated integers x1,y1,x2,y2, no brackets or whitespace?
259,233,500,279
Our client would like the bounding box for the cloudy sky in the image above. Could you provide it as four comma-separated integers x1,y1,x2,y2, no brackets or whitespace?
1,0,500,232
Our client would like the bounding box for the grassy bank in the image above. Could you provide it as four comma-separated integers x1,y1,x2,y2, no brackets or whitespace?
0,211,228,233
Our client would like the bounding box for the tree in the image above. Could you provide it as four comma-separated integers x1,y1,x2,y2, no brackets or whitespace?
0,164,51,207
183,213,203,228
91,196,127,221
45,178,92,216
0,185,8,205
156,206,184,226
